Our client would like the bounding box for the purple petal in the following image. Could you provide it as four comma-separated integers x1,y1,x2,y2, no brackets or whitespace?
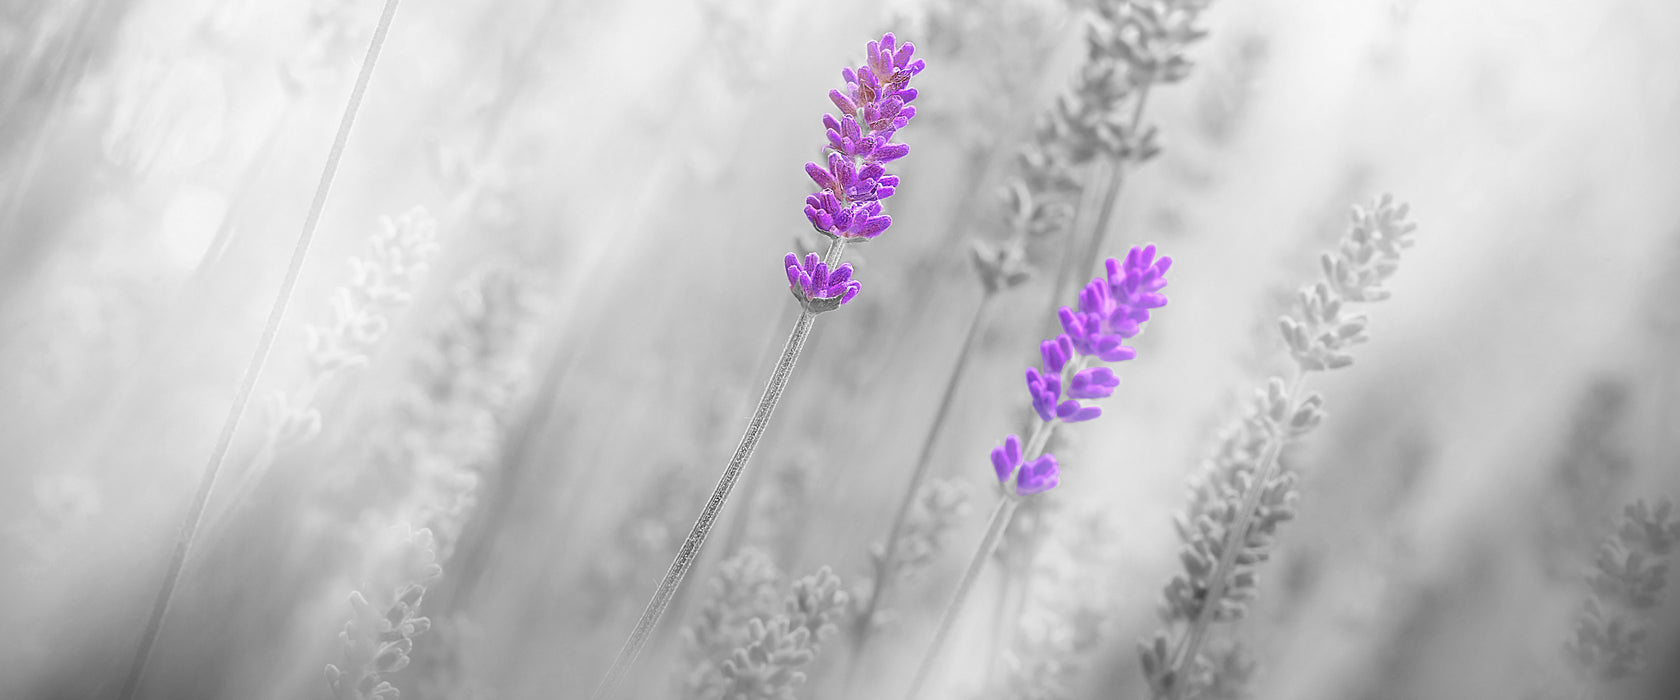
829,89,857,115
806,162,838,191
854,214,891,239
871,143,910,163
827,263,853,287
1056,401,1102,423
1016,453,1059,495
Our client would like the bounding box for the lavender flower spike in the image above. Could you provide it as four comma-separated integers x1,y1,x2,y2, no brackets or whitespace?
786,252,861,313
804,32,924,240
595,34,924,700
905,245,1171,698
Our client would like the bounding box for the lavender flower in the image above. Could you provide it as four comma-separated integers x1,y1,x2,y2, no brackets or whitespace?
802,33,924,241
905,244,1171,698
785,252,861,313
1026,244,1174,434
595,34,923,699
1143,196,1415,700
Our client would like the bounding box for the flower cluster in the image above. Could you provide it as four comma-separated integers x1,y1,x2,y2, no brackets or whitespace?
681,551,851,700
970,0,1213,294
1141,196,1414,700
801,33,924,241
785,252,861,313
992,244,1172,497
1034,245,1171,424
327,524,442,700
1565,499,1678,682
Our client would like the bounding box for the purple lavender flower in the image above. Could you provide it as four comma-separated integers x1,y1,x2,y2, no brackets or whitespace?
989,434,1061,497
803,33,925,241
1056,244,1173,361
1015,453,1060,496
786,252,861,313
999,244,1172,495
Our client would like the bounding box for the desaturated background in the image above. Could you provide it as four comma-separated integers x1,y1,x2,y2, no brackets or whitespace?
0,0,1677,699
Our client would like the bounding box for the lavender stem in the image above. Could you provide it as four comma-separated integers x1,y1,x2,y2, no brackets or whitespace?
1165,370,1305,699
116,1,402,698
851,289,996,657
591,237,845,700
902,493,1021,700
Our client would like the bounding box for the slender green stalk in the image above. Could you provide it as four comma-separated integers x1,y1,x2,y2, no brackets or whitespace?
116,1,402,697
1164,370,1304,699
591,238,845,700
850,290,995,654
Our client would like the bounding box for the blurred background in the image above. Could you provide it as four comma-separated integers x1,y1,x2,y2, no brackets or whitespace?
0,0,1677,699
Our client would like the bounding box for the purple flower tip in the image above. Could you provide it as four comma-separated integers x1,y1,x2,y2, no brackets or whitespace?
1016,453,1060,496
803,33,923,241
990,434,1022,483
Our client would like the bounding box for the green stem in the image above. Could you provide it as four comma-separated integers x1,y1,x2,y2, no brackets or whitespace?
590,238,844,700
850,289,995,657
116,1,402,698
1164,370,1305,700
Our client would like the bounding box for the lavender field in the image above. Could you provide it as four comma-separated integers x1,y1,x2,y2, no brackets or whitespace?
1,0,1677,699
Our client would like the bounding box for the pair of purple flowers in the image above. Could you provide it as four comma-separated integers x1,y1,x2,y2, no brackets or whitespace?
992,245,1173,495
786,33,924,312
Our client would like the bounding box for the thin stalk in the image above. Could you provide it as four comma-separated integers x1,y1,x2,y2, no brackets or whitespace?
850,288,995,657
1073,86,1151,292
185,100,299,288
1045,84,1155,322
717,299,803,558
902,420,1055,699
590,238,845,700
1044,158,1115,319
902,494,1020,700
1164,370,1305,700
984,568,1014,687
116,1,401,698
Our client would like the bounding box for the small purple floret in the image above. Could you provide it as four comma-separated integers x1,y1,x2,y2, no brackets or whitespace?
1055,400,1101,423
1026,367,1061,423
1068,367,1118,399
1016,453,1060,496
785,252,861,310
991,434,1023,483
1040,335,1073,374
